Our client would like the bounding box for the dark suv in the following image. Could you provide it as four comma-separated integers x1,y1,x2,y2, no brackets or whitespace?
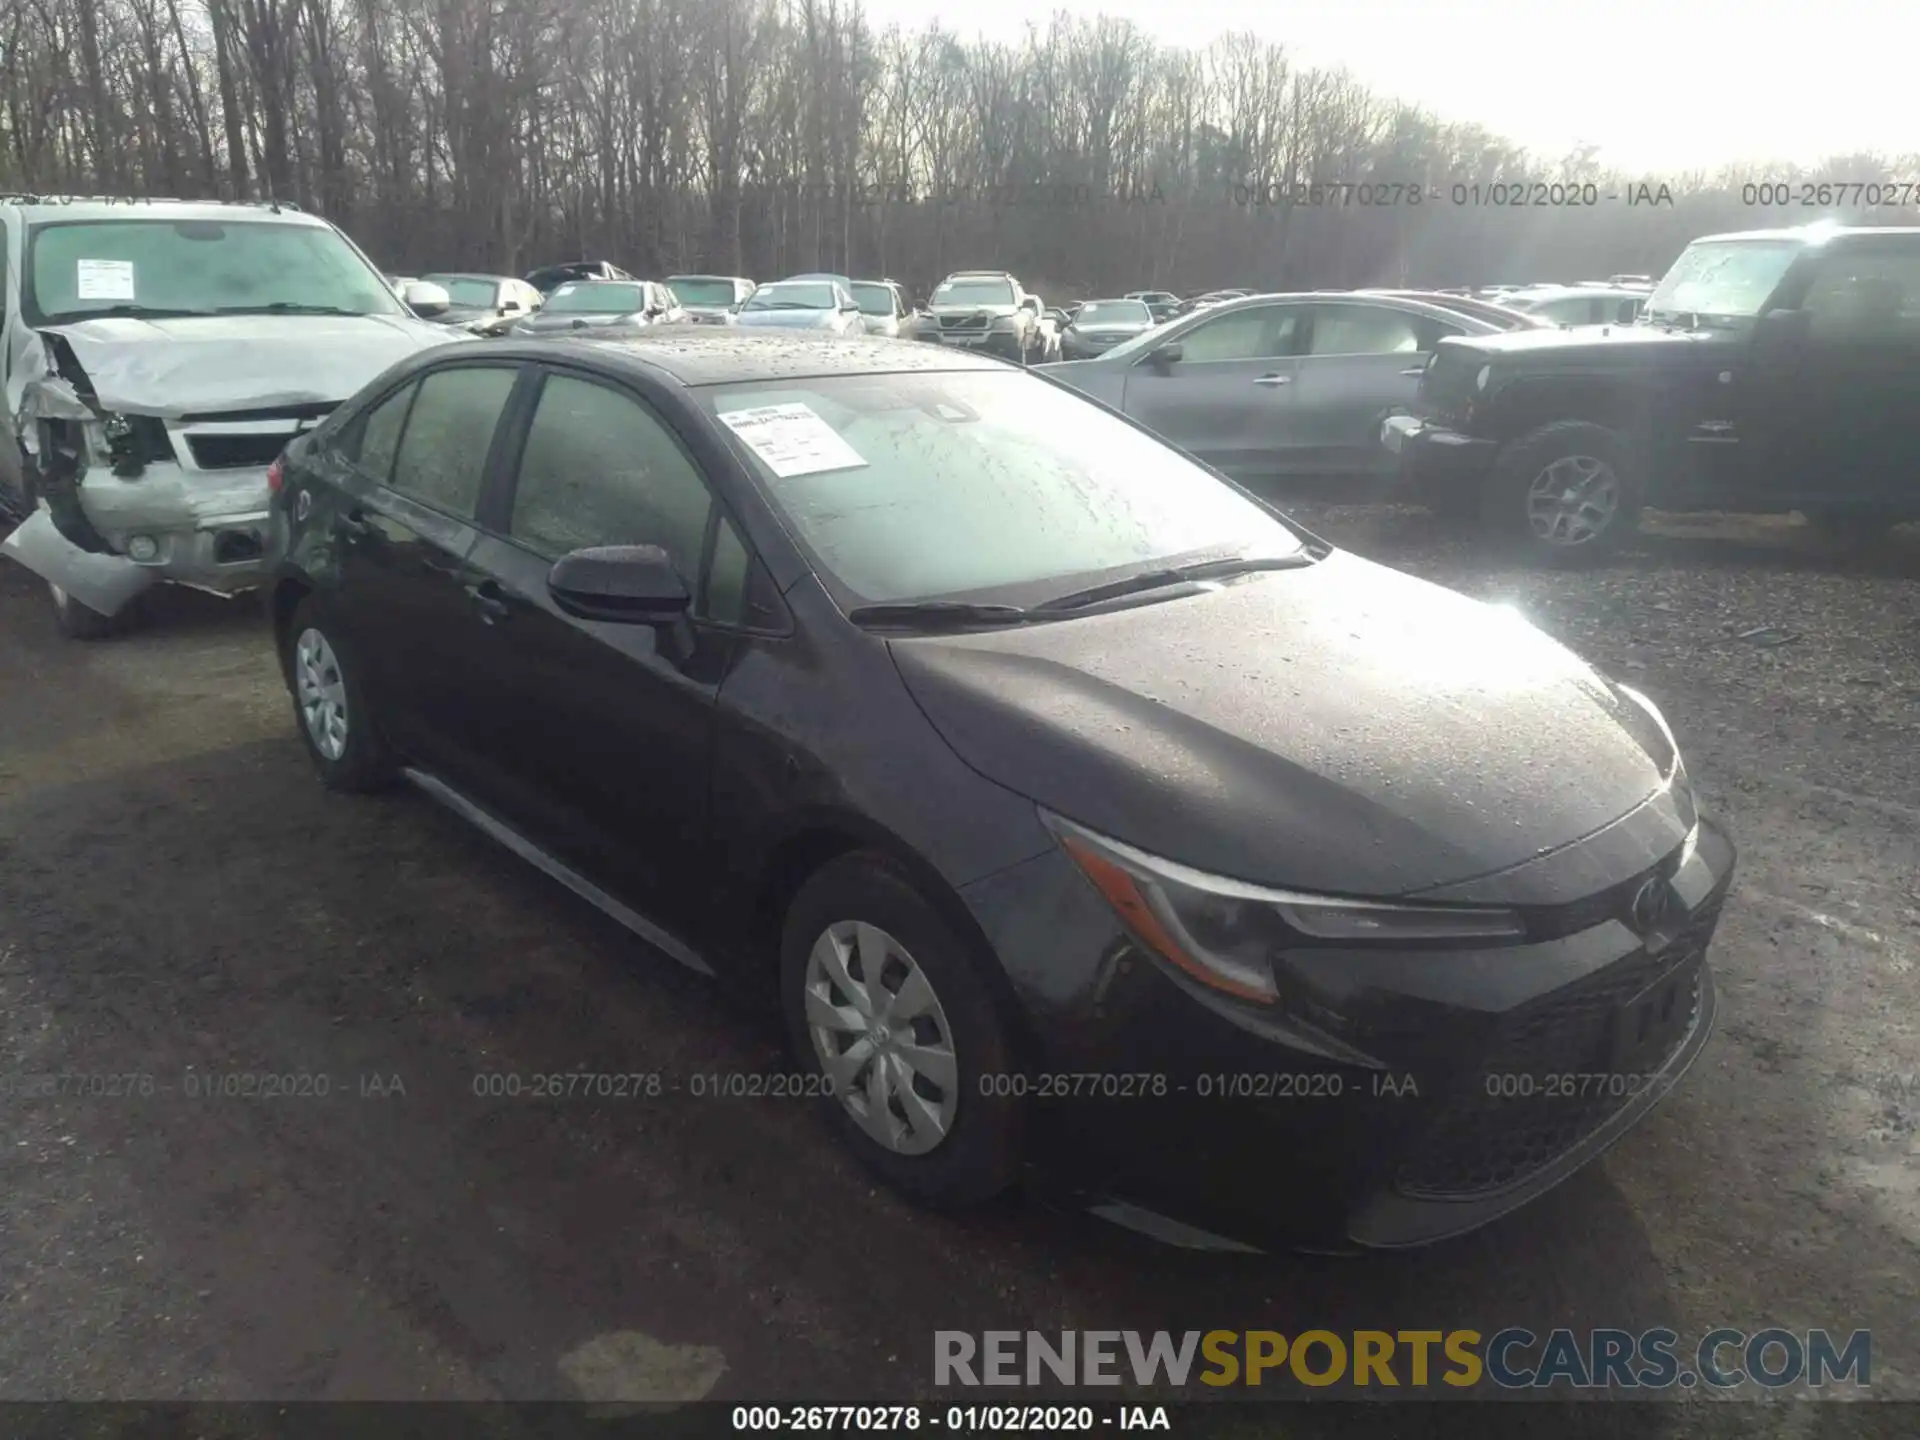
1383,224,1920,558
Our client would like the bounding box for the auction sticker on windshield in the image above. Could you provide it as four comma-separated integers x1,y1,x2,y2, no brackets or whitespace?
719,402,868,478
77,259,136,301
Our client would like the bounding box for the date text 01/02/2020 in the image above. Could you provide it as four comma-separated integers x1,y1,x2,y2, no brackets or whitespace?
730,1405,1172,1432
1226,180,1678,207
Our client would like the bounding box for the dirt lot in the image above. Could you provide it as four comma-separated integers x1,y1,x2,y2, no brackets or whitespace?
0,510,1915,1432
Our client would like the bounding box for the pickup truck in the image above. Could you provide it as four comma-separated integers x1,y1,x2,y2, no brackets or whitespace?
1383,224,1920,558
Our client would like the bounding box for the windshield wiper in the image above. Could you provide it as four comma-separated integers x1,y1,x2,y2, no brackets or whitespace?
215,302,370,316
43,303,218,321
1035,553,1315,613
846,601,1032,630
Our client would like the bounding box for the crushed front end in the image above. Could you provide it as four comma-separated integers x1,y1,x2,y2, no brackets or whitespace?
3,330,328,616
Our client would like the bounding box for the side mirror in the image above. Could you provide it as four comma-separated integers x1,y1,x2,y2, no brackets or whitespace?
501,299,523,313
547,544,690,624
1147,341,1184,368
402,280,450,317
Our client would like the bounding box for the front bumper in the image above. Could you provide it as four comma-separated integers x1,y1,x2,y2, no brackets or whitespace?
929,328,1023,358
1,463,273,613
960,813,1736,1251
1381,413,1500,505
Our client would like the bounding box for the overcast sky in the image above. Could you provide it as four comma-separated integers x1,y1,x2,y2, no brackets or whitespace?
855,0,1910,175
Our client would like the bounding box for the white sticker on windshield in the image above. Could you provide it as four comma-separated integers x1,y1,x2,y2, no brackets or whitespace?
717,402,867,478
76,259,136,301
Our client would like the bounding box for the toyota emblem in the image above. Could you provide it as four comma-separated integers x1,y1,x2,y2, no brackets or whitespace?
1630,878,1673,933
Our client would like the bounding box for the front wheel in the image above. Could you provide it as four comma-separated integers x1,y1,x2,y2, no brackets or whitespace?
1488,420,1641,562
48,581,129,640
781,853,1021,1209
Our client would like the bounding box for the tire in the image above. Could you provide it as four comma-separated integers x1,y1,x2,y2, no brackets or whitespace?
780,852,1022,1209
1487,420,1641,562
48,581,128,640
282,596,398,792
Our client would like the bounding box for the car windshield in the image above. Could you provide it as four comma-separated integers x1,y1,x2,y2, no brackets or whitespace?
24,217,404,324
424,276,500,308
1076,301,1151,325
745,283,836,311
933,278,1015,307
704,371,1304,607
670,277,739,306
545,282,645,314
1644,239,1803,319
850,283,897,316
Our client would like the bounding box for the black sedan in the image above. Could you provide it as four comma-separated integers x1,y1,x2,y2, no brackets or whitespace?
263,331,1733,1251
1059,298,1159,359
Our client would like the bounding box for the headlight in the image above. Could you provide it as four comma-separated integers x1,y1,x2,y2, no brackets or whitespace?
1042,811,1526,1004
1475,364,1491,390
1614,683,1698,830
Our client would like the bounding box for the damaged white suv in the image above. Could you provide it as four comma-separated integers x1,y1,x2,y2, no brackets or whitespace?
0,196,466,637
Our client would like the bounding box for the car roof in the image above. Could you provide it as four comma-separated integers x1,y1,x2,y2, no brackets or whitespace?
1691,225,1920,244
1507,285,1645,300
0,195,325,226
489,329,1012,386
669,273,751,283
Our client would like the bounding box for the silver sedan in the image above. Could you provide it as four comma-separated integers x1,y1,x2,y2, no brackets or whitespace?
1035,291,1508,487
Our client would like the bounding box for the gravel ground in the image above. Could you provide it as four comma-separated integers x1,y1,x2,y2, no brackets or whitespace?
0,509,1915,1435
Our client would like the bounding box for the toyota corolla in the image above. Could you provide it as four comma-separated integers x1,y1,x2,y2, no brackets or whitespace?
263,331,1733,1251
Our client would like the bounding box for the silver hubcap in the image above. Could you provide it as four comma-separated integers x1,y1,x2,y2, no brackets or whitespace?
1526,454,1619,547
804,920,959,1156
293,627,350,761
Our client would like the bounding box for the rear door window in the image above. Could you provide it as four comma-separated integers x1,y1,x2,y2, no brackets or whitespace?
388,365,519,518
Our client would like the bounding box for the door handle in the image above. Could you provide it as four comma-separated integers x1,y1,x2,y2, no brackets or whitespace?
1400,367,1427,376
465,580,511,624
1254,374,1292,386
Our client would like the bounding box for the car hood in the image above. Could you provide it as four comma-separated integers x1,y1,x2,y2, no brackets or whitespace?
30,312,468,417
1069,323,1150,339
888,550,1677,897
516,311,639,332
426,305,491,324
734,309,839,329
1448,319,1740,369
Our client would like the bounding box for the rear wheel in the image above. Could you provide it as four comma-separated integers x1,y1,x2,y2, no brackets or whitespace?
283,597,398,792
780,853,1021,1209
1489,420,1641,562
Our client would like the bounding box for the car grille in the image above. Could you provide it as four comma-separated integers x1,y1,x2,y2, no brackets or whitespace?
1393,893,1725,1202
938,315,990,332
186,433,296,470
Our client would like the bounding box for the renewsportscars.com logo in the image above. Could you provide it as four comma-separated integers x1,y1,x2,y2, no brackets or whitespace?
934,1328,1872,1391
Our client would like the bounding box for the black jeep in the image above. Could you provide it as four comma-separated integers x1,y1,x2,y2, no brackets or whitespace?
1383,224,1920,559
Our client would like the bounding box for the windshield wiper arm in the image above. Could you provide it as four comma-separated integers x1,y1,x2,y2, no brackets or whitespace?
846,601,1032,630
1034,553,1314,613
215,302,368,316
44,303,218,321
